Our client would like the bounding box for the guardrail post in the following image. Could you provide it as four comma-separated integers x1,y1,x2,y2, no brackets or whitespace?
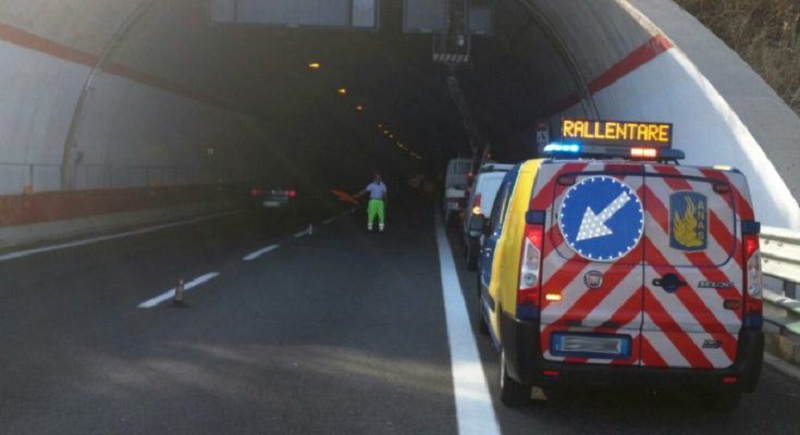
784,280,797,299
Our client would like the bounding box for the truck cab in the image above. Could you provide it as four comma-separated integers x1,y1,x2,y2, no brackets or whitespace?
444,158,472,225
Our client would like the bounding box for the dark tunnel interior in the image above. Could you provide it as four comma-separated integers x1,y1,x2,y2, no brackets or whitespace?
110,0,580,192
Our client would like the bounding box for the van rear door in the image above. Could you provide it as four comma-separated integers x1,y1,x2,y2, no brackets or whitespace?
640,165,743,369
536,161,646,366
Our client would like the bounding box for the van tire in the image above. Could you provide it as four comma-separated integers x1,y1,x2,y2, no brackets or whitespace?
444,210,457,228
500,349,529,407
476,288,489,336
704,390,742,413
466,240,478,271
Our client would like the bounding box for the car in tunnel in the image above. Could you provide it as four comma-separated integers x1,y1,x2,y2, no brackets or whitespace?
248,180,298,213
461,162,514,270
474,120,764,412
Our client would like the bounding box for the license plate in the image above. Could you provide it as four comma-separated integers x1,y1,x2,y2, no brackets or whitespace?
551,333,631,359
262,201,281,208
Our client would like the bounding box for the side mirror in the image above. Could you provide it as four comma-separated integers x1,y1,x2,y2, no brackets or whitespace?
468,214,486,238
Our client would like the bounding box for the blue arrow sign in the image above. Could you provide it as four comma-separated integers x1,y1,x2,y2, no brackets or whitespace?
558,176,644,262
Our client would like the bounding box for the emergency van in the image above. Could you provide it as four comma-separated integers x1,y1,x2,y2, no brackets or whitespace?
474,119,764,412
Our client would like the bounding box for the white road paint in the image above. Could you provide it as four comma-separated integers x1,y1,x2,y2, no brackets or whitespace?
0,210,242,263
138,272,220,308
323,217,337,225
434,211,501,435
242,244,280,261
293,227,312,238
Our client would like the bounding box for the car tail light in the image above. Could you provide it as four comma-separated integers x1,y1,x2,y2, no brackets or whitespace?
517,222,544,320
472,194,482,215
250,188,262,197
288,189,297,198
742,221,762,329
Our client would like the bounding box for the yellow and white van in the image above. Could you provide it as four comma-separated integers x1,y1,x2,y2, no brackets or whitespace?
474,120,764,411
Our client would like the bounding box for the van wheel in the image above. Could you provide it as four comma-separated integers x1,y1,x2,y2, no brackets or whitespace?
445,211,457,227
500,349,529,407
466,240,478,271
476,287,488,336
703,390,742,413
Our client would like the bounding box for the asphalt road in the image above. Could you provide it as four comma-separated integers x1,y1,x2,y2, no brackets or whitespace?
1,192,799,434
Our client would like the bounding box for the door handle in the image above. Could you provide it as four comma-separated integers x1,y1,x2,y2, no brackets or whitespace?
652,273,687,293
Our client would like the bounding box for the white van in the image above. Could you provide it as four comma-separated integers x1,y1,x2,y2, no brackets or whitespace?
443,158,472,224
475,119,764,412
461,163,514,270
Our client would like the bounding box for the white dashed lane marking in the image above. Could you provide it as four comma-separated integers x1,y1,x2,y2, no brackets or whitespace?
243,244,280,261
138,272,220,308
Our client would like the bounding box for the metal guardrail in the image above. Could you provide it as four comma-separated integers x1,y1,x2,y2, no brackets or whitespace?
761,226,800,336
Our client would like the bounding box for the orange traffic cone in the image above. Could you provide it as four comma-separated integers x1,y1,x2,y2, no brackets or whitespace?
172,279,186,307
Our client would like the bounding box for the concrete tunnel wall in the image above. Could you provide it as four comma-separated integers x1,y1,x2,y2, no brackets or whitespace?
0,0,798,250
0,1,272,247
529,0,800,230
0,53,264,193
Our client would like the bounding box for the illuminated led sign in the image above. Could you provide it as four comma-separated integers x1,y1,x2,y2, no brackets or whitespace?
561,118,673,149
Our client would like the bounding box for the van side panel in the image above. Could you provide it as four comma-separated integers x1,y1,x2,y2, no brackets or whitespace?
493,160,543,325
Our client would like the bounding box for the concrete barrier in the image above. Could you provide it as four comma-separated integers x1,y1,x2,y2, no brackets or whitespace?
0,185,247,251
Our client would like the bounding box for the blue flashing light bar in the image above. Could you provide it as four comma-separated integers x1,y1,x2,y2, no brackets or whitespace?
543,143,581,154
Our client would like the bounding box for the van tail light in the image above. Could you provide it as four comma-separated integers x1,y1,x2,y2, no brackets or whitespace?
518,220,544,321
472,194,482,215
742,221,762,329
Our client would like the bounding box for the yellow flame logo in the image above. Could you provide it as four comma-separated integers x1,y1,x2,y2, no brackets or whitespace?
672,196,704,249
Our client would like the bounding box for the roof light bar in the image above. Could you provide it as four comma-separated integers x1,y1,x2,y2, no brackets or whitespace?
631,147,658,158
543,143,581,154
544,142,685,161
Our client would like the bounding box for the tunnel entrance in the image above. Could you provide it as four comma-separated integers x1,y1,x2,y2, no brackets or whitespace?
0,0,797,232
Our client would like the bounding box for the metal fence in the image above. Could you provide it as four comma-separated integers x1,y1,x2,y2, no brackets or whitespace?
761,226,800,336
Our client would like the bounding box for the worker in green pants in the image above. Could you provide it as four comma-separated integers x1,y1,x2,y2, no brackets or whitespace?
355,172,388,232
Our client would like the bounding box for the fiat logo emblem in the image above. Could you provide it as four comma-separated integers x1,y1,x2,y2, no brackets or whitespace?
584,271,603,289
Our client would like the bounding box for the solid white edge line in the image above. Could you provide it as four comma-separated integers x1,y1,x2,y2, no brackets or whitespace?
434,210,501,435
242,244,280,261
323,217,337,225
0,210,243,263
138,272,220,308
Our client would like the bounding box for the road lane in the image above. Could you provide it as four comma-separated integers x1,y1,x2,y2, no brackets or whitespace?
0,198,459,434
445,224,800,435
1,190,800,434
